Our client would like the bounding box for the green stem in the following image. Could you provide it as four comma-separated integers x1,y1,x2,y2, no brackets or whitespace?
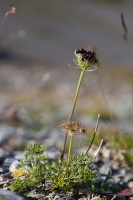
67,135,73,165
60,70,85,160
69,70,85,121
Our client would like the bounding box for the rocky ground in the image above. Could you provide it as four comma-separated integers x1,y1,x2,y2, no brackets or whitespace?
0,62,133,199
0,125,133,199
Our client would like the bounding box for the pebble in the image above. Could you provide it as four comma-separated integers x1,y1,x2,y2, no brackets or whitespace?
2,158,16,173
45,151,60,161
0,125,16,143
48,191,75,200
9,160,19,172
128,181,133,188
35,128,51,139
0,150,10,165
0,188,26,200
124,173,133,183
99,158,110,174
43,129,64,147
14,152,25,160
0,127,132,199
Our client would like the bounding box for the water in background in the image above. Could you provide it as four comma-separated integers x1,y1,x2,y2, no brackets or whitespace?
0,0,133,67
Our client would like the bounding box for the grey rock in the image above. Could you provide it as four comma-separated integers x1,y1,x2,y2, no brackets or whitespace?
0,188,26,200
111,176,123,184
93,177,106,184
46,151,60,161
124,172,133,182
75,147,88,154
0,126,16,143
0,150,7,164
14,152,25,160
45,191,56,199
44,129,64,147
2,158,16,173
113,173,124,179
119,168,126,175
99,158,110,174
58,191,75,200
128,180,133,188
9,160,19,172
0,168,3,173
35,128,51,140
45,191,75,200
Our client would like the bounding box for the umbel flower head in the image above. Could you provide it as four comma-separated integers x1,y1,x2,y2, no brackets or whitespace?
74,48,99,71
60,121,86,136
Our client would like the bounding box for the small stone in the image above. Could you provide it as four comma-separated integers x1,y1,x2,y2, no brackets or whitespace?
44,129,64,147
125,173,133,182
35,128,51,140
14,151,25,160
128,181,133,188
0,168,3,173
2,158,16,173
0,126,16,144
93,177,105,184
0,188,26,200
9,160,19,172
46,151,59,161
99,158,110,174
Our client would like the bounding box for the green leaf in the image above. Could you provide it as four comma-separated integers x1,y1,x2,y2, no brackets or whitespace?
24,189,36,197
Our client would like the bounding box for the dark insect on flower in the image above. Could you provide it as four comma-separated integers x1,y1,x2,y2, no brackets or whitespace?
74,48,99,71
60,121,86,136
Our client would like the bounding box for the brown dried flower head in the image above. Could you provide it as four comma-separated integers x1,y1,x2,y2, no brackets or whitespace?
60,121,86,136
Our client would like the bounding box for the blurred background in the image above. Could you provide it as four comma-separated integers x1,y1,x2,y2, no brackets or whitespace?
0,0,133,136
0,0,133,66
